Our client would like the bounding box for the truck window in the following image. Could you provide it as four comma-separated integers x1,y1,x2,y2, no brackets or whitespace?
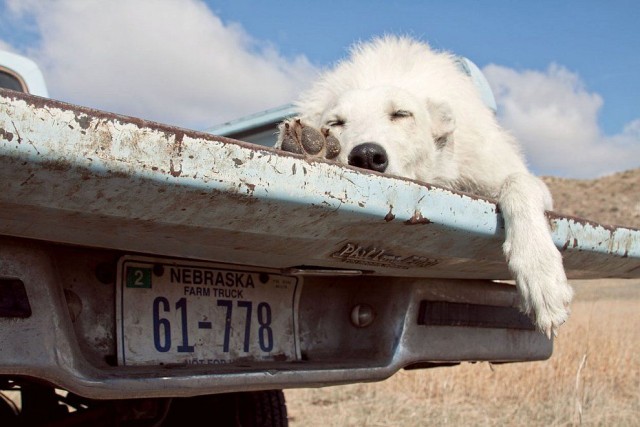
0,67,26,92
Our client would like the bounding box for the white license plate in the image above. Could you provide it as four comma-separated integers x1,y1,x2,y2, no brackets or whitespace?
116,256,302,366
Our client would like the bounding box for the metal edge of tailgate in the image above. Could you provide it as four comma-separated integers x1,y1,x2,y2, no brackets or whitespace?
0,89,639,282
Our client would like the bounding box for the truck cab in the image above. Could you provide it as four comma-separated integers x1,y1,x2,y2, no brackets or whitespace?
0,50,48,97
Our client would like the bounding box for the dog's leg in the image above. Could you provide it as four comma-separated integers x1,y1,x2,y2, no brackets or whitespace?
276,119,341,159
498,172,573,337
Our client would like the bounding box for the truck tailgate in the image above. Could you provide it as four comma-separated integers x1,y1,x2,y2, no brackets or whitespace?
1,89,638,280
1,89,639,399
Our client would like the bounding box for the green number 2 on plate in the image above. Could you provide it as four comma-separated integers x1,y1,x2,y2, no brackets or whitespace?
126,266,152,289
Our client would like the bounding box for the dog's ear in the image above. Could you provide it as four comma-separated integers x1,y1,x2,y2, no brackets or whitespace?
427,100,456,148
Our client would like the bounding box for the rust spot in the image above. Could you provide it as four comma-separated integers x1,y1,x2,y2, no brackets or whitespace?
243,182,256,193
0,127,14,142
385,206,395,222
74,114,91,130
174,131,184,154
405,211,431,225
169,159,182,177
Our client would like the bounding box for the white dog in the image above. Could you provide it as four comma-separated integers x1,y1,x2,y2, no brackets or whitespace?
276,36,573,336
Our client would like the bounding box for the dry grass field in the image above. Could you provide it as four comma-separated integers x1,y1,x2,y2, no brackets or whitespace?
286,279,640,426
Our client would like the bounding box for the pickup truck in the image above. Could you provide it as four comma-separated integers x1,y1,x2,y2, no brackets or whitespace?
1,52,639,426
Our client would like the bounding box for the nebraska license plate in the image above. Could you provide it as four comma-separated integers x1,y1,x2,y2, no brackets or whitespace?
116,256,302,366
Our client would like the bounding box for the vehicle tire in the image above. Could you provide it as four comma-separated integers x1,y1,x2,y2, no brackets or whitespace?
236,389,288,427
163,389,288,427
0,394,18,426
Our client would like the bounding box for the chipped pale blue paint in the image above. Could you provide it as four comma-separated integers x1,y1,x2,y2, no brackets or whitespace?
1,89,639,280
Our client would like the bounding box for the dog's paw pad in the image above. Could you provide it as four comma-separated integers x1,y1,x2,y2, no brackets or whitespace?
280,121,304,155
279,119,341,160
299,126,324,154
322,129,341,159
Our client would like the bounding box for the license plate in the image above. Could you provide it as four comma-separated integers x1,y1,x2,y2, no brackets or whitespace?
116,256,302,366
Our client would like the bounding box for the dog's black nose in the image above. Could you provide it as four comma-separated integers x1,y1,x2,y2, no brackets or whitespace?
348,142,388,172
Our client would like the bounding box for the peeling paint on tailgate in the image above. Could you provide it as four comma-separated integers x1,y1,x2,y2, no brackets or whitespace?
1,89,639,279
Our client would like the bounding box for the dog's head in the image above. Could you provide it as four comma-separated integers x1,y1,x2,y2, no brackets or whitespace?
307,85,458,183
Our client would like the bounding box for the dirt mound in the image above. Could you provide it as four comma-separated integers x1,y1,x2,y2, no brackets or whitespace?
542,168,640,228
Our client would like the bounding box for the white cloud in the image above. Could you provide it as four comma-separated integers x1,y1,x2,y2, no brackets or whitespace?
3,2,638,178
0,39,16,52
4,0,316,129
483,63,640,178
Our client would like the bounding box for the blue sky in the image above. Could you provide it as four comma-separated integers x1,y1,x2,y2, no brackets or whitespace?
1,0,638,177
209,0,639,135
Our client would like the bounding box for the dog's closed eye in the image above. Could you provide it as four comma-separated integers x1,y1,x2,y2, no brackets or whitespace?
326,118,346,127
390,110,413,120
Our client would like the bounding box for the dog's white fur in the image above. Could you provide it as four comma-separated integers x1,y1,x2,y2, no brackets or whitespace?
277,36,573,335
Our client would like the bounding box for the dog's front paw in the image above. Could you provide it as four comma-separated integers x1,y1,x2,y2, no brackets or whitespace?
505,238,573,337
278,119,341,160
